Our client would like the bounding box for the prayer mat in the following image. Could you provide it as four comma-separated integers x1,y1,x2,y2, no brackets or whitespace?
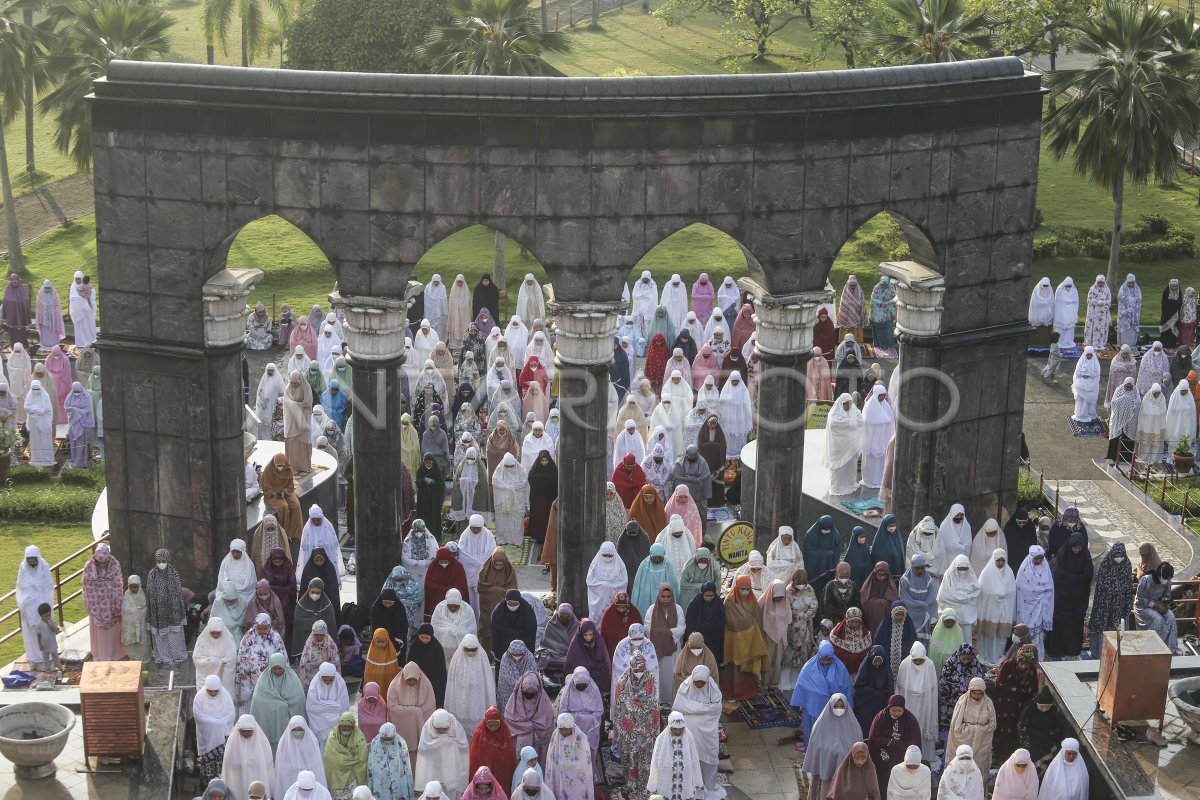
502,538,533,567
1026,346,1051,355
1066,415,1109,438
1059,343,1082,359
868,346,898,360
734,688,804,730
840,497,886,515
598,742,625,788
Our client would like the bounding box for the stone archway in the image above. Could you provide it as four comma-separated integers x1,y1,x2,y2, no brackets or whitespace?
92,57,1041,608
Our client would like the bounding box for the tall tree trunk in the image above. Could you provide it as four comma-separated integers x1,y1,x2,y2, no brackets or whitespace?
643,0,649,11
23,7,34,174
541,0,548,29
1047,47,1057,113
207,44,216,65
1106,168,1124,289
592,0,599,25
241,17,249,67
0,114,27,273
494,231,506,317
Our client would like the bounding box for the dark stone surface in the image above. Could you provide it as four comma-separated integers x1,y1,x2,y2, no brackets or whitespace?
92,59,1041,594
554,362,610,613
752,349,811,554
350,356,407,609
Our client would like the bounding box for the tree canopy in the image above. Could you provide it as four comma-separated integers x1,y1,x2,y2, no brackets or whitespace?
287,0,448,73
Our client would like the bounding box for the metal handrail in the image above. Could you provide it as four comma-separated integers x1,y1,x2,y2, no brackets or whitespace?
0,532,110,649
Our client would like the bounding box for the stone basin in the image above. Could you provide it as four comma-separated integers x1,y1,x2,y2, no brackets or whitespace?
1168,675,1200,737
0,701,76,779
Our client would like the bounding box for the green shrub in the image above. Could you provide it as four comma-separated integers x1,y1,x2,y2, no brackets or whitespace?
1017,468,1045,508
1032,214,1196,262
0,485,97,522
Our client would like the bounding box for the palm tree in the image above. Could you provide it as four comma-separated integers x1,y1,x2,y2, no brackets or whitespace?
0,0,48,272
202,0,291,67
40,0,174,170
1044,1,1200,286
419,0,571,77
862,0,996,64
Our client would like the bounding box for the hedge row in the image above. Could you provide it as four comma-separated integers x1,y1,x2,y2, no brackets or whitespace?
1033,214,1196,262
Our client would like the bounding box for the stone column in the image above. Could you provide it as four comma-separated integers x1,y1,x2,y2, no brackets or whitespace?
333,291,412,608
879,261,946,531
739,279,826,553
203,268,264,577
548,300,622,612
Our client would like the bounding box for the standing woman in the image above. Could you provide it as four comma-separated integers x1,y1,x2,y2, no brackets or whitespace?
415,453,444,533
645,583,686,703
938,643,985,735
146,549,188,665
527,450,558,556
1082,275,1111,351
869,277,897,351
803,694,862,800
825,742,880,800
82,544,124,661
785,569,819,687
859,385,896,489
825,394,864,496
721,575,768,701
976,549,1017,666
991,645,1039,758
611,651,659,795
837,276,867,343
1045,533,1093,660
1089,543,1134,658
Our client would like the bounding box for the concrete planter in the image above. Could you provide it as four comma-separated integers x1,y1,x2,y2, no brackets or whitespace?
0,701,76,779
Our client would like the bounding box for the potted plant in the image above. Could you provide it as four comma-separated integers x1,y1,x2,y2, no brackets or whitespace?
0,425,17,485
1174,435,1195,475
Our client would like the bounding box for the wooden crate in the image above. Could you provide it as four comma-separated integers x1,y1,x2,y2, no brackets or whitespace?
80,661,145,760
1098,630,1172,725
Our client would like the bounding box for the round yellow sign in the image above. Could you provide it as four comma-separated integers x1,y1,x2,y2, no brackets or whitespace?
716,521,755,567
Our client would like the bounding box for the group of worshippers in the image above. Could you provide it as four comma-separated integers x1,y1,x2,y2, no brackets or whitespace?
1,271,96,354
1098,338,1198,464
177,490,743,800
784,503,1180,800
1027,273,1200,444
0,293,102,469
1027,273,1197,352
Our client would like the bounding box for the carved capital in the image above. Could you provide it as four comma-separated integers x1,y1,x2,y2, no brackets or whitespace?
330,291,409,362
547,300,624,366
203,268,264,348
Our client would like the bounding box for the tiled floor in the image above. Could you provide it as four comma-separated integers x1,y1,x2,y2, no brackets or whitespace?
722,719,802,800
0,690,179,800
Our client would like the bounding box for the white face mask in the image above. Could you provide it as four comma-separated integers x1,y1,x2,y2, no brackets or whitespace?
1012,634,1022,643
156,563,167,570
292,729,306,740
309,591,321,601
633,669,646,678
690,647,703,656
832,706,846,717
1113,555,1125,563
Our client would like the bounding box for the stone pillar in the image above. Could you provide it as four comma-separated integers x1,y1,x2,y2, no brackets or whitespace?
203,268,264,577
333,291,412,608
879,262,946,531
739,279,826,553
548,300,622,612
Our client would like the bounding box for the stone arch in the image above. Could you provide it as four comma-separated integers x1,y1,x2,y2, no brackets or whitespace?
632,222,765,287
93,58,1042,600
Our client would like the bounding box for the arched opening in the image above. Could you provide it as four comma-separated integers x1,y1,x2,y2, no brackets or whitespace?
827,211,938,363
223,214,337,320
219,214,342,490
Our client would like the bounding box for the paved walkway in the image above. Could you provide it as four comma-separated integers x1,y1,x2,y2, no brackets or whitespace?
1052,476,1194,571
0,172,95,253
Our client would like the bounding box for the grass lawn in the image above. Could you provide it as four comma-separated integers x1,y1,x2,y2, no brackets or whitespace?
0,523,97,668
545,6,841,75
